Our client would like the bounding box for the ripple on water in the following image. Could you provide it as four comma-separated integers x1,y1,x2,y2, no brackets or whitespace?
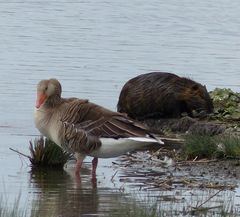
0,0,240,216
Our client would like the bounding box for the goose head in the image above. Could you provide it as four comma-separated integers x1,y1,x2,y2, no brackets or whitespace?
36,79,62,109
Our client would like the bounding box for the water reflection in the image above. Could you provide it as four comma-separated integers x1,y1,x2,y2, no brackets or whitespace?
29,164,124,216
1,0,240,215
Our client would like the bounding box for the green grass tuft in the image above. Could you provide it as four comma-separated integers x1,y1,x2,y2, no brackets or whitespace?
29,137,72,168
217,136,240,159
183,134,218,160
182,134,240,160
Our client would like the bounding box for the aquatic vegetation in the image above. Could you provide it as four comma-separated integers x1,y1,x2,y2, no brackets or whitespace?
116,193,173,217
115,191,238,217
210,88,240,121
183,134,240,160
11,137,72,168
0,194,54,217
118,204,157,217
29,137,72,168
0,187,238,217
177,88,240,160
217,135,240,159
118,200,158,217
0,194,26,217
182,134,218,160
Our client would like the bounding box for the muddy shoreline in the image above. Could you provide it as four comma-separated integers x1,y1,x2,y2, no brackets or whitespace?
113,88,240,193
115,151,240,191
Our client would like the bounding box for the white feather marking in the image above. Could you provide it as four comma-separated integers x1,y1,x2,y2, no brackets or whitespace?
88,137,163,158
127,137,164,144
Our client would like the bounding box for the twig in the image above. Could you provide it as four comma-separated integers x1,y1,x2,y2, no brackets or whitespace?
190,205,223,215
177,159,218,165
193,156,198,161
9,148,31,159
160,137,185,143
192,188,224,210
111,170,118,182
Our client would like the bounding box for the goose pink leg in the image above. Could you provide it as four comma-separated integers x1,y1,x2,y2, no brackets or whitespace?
75,159,83,175
75,153,86,176
92,157,98,177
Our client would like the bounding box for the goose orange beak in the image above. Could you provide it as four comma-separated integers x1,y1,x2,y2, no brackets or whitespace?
36,93,47,108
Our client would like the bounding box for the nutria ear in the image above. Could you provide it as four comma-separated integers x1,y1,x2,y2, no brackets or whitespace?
191,84,199,91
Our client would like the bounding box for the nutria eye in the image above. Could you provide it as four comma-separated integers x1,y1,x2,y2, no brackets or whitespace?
45,87,48,91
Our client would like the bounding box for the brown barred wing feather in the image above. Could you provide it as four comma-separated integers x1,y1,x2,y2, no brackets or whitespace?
60,99,90,124
99,116,152,138
59,98,156,154
62,121,101,154
78,115,153,139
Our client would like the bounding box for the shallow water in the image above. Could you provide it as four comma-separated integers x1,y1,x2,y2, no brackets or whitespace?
0,0,240,216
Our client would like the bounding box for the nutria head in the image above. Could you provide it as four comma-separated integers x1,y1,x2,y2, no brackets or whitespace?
179,78,213,117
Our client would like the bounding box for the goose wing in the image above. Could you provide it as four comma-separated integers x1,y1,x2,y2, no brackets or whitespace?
59,99,156,154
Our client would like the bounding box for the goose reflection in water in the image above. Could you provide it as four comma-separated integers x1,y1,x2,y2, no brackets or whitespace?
29,162,124,217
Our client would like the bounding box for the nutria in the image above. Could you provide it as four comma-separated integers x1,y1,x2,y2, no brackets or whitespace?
117,72,213,120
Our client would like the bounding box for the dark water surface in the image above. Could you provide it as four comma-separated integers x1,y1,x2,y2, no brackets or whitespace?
0,0,240,216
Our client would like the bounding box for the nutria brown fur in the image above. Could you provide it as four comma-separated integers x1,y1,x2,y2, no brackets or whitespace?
117,72,213,120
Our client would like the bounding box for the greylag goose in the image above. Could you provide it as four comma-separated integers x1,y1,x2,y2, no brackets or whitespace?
34,79,164,177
